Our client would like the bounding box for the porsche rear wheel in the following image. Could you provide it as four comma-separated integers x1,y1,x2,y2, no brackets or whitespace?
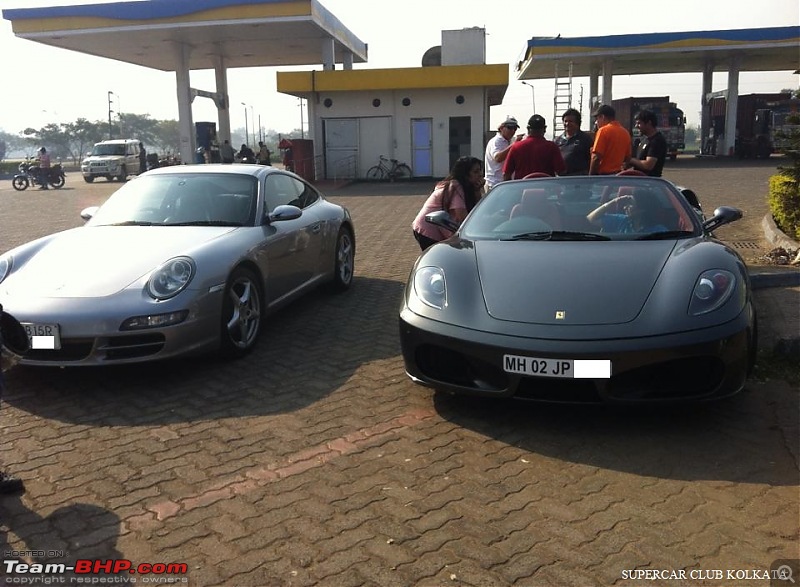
220,267,263,358
328,227,354,292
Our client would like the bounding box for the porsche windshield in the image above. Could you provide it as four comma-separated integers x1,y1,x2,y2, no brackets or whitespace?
461,177,700,242
87,173,259,227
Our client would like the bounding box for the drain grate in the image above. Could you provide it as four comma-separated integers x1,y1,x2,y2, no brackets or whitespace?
730,241,761,250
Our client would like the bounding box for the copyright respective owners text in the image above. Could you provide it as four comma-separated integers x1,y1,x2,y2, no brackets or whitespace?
2,557,190,585
619,559,800,585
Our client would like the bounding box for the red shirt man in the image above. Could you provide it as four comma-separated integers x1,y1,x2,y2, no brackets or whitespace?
503,115,566,180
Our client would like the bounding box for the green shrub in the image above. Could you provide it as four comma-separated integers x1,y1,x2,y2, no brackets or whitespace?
0,161,21,175
768,174,800,240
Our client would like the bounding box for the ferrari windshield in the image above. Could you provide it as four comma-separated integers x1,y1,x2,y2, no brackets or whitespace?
461,176,700,242
87,173,259,227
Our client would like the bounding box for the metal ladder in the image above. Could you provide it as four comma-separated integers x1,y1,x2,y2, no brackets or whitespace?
552,61,573,140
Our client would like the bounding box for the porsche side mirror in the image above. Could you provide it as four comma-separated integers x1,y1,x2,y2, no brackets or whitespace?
702,206,742,233
425,210,459,232
80,206,99,221
267,204,302,223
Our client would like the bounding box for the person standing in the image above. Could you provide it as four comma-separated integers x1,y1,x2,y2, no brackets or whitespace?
257,141,272,166
138,142,147,174
502,115,566,180
555,108,593,175
220,140,236,164
36,147,51,190
484,116,521,191
411,156,484,251
625,110,668,177
589,105,631,175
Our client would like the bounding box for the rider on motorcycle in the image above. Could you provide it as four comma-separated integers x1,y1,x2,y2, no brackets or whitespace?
36,147,51,190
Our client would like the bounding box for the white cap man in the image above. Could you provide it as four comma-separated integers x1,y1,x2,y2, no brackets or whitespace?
484,116,521,191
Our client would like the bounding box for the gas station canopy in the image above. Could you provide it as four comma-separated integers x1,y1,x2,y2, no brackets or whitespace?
2,0,368,72
517,26,800,79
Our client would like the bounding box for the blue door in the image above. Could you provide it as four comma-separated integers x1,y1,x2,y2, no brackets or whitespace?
411,118,432,177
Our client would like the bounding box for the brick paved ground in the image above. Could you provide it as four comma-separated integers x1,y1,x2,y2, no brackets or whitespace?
0,160,798,587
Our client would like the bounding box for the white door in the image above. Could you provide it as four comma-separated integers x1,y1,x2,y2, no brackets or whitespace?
324,119,358,179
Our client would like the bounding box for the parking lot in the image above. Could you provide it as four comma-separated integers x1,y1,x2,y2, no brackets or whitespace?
1,159,798,587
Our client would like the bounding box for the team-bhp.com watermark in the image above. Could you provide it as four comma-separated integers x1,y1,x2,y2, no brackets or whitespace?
3,557,189,584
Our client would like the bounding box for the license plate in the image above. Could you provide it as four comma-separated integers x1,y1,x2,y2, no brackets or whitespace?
503,354,611,379
21,322,61,350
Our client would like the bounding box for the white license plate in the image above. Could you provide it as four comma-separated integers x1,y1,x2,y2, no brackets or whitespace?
503,354,611,379
21,322,61,350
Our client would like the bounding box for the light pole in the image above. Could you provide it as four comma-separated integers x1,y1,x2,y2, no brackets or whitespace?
298,97,305,139
248,104,255,147
107,91,115,139
241,102,249,147
521,81,536,113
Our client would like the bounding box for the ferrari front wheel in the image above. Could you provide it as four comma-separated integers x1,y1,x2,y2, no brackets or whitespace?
220,267,263,358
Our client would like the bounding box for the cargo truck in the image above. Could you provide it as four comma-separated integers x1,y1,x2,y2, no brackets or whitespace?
611,96,686,160
704,92,799,158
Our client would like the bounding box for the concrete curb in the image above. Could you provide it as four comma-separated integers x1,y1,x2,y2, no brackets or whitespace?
762,213,800,252
749,269,800,289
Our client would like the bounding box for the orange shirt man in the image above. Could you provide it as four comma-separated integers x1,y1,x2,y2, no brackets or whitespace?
589,105,631,175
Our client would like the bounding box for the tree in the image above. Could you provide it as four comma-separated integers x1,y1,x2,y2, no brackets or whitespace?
119,113,162,146
63,119,106,163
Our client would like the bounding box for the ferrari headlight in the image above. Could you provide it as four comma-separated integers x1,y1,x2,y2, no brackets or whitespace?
146,257,195,300
413,266,447,309
689,269,735,316
0,256,11,284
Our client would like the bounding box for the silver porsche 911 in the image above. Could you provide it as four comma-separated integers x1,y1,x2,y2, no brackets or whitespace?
0,164,355,366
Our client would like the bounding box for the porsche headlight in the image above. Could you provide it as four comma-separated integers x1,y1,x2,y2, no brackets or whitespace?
146,257,195,300
413,266,447,309
0,256,11,284
689,269,735,316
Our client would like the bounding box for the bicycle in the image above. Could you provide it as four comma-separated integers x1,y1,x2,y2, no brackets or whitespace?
366,155,412,181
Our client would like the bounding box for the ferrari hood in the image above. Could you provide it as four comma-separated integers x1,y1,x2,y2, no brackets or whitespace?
474,240,676,326
3,226,235,298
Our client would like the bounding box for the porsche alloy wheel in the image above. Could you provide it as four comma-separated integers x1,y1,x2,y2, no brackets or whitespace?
329,227,354,292
220,267,263,357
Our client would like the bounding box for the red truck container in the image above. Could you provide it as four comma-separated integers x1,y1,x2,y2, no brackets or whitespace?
707,92,796,158
611,96,686,160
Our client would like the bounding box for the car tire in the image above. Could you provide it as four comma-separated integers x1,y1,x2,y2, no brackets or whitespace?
117,165,127,182
219,267,263,358
327,227,354,292
83,176,95,183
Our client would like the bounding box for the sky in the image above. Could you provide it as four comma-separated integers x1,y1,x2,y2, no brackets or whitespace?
0,0,798,139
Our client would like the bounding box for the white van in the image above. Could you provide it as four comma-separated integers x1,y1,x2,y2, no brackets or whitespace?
81,139,140,182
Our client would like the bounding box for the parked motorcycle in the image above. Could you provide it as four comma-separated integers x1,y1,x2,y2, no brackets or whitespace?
12,158,66,191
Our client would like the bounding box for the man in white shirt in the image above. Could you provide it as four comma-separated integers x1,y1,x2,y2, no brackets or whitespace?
484,116,521,191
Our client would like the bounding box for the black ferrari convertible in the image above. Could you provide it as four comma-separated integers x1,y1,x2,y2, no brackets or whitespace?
399,175,756,403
